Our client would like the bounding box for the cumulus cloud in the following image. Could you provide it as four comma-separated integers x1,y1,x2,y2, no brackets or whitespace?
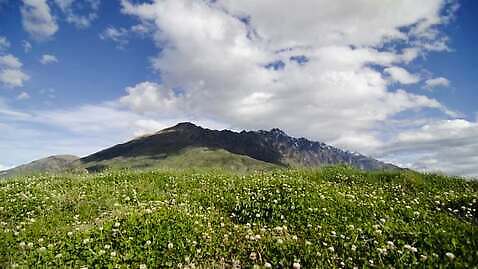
424,77,450,90
54,0,100,28
118,0,456,151
0,54,23,69
0,55,29,88
0,36,10,51
0,69,30,88
384,66,420,84
119,82,181,115
40,54,58,64
21,0,58,40
382,119,478,177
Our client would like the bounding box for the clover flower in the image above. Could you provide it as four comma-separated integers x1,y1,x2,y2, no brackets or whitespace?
445,252,455,260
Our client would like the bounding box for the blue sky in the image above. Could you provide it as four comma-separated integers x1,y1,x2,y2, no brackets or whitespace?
0,0,477,176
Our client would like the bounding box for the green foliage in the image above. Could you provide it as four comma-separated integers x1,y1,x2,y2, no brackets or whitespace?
0,167,477,268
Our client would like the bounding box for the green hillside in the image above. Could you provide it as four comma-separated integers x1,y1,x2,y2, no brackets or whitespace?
0,167,477,268
78,147,278,173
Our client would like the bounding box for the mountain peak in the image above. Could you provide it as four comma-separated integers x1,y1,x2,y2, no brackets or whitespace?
269,128,287,136
160,122,202,133
174,122,199,129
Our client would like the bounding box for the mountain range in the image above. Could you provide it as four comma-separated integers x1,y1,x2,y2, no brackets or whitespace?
1,122,397,177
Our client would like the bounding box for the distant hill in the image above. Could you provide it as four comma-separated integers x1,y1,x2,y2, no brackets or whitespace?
1,122,398,176
0,155,79,177
79,122,397,172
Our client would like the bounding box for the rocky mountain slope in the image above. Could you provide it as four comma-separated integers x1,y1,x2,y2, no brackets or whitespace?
80,122,397,172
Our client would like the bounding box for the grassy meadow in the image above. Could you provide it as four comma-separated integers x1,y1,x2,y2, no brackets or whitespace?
0,167,477,268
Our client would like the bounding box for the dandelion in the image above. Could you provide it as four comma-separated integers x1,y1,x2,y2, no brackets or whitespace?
167,242,174,249
114,222,121,228
145,240,152,246
19,242,26,248
292,262,301,269
104,244,111,249
110,251,117,257
67,231,73,236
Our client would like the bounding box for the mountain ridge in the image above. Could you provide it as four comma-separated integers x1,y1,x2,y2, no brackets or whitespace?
1,122,398,177
80,122,397,171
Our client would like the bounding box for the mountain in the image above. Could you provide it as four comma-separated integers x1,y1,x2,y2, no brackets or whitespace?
79,122,397,172
1,122,398,177
0,155,79,177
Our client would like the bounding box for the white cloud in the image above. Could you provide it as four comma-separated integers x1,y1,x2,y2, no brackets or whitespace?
119,0,455,151
424,77,450,90
382,119,478,177
0,69,30,88
0,36,10,51
17,92,30,100
0,55,29,88
119,82,181,115
216,0,449,49
384,66,420,84
22,40,32,53
99,26,129,48
21,0,58,40
0,54,22,69
40,54,58,64
54,0,100,28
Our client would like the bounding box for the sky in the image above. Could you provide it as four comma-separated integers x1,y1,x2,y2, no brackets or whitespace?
0,0,477,177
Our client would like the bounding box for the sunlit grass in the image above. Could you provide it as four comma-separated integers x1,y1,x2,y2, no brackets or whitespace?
0,167,477,268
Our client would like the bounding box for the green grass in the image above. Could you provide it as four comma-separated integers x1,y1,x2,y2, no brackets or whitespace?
79,147,278,173
0,167,477,268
